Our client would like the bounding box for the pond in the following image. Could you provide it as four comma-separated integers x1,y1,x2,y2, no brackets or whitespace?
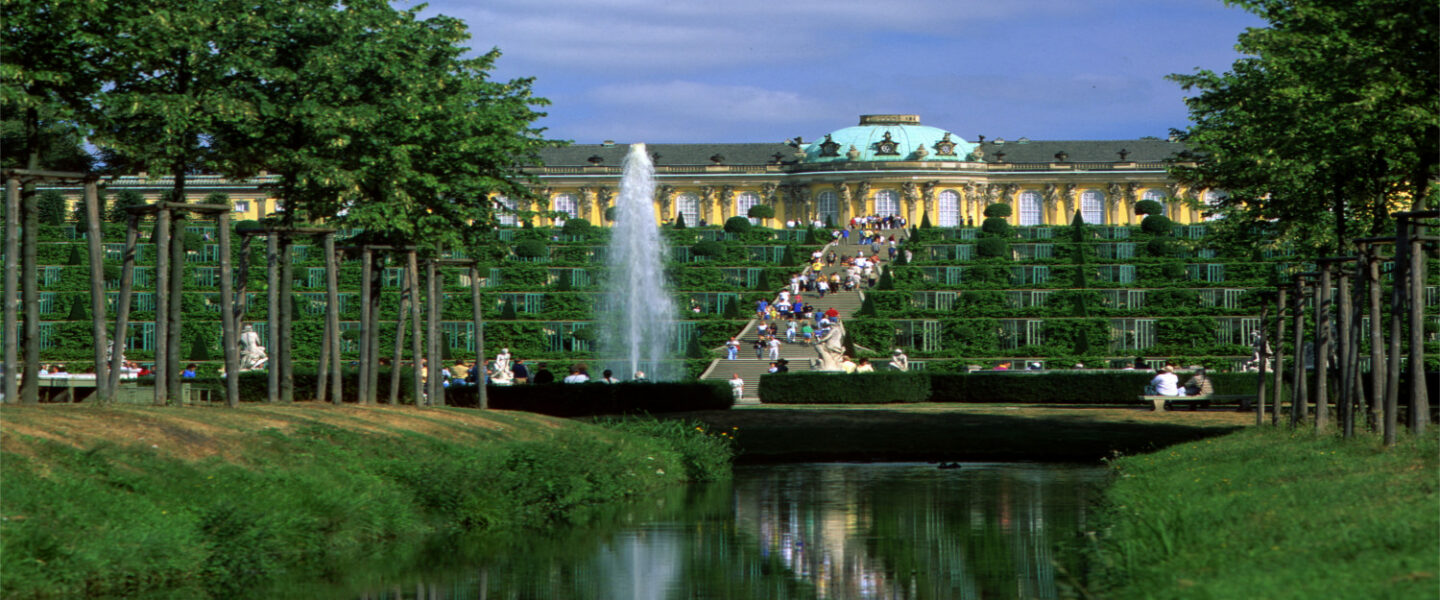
280,462,1108,600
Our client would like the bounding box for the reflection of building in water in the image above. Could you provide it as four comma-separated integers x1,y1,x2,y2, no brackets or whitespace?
592,528,684,600
732,463,1102,600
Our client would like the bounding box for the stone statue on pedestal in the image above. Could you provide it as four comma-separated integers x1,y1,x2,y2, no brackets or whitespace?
890,348,910,372
239,325,268,372
491,348,514,385
812,320,847,372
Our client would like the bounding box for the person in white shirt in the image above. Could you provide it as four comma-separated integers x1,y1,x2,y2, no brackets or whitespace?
729,373,744,400
1149,366,1182,396
562,366,590,383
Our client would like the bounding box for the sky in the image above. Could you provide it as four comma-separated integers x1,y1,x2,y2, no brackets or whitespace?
409,0,1265,145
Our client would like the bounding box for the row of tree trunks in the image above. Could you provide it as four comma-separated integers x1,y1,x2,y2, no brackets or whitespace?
82,180,110,402
105,214,138,399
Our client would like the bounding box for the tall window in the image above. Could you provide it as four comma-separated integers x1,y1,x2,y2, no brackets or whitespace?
1018,191,1042,226
735,191,761,224
494,195,517,226
816,191,838,226
937,189,960,227
552,194,577,227
874,189,900,216
1202,190,1228,221
676,193,699,226
1142,189,1167,218
1081,189,1106,224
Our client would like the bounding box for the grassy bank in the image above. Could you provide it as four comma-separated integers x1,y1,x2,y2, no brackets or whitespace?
1088,427,1439,599
669,404,1251,462
0,405,733,599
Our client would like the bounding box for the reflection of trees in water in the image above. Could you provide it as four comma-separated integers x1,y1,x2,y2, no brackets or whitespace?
333,465,1100,600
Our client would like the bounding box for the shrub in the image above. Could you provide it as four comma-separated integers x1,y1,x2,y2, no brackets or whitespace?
513,238,548,258
759,372,931,404
674,212,688,229
1141,214,1173,235
980,217,1012,238
65,296,87,321
920,212,933,229
1161,262,1187,280
483,382,731,415
746,204,774,221
1134,199,1164,215
235,220,264,233
983,203,1012,218
37,190,68,226
780,245,798,267
691,240,724,257
976,236,1010,258
723,216,751,234
561,218,591,237
604,206,616,222
1145,237,1174,257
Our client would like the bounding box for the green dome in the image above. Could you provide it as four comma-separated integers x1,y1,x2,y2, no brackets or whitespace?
803,115,978,164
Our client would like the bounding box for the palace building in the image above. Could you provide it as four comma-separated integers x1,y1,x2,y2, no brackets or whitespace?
50,114,1217,227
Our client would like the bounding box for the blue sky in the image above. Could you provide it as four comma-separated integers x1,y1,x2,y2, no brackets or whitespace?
410,0,1264,145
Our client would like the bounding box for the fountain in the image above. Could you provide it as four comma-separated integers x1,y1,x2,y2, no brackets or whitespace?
598,143,678,380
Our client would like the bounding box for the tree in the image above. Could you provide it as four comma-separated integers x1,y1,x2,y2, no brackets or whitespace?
674,212,688,229
108,190,146,223
36,191,67,226
747,204,774,227
724,216,752,234
1167,0,1438,254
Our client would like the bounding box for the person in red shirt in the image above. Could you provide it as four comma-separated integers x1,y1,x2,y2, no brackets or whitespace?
824,307,840,320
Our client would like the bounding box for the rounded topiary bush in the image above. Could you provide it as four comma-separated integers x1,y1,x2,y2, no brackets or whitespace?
977,236,1011,259
561,217,592,237
1141,214,1173,235
1134,199,1164,216
980,216,1013,238
723,216,752,234
746,204,774,221
691,240,724,257
983,203,1012,218
604,206,617,222
1161,262,1186,280
235,220,264,233
514,238,548,258
1145,237,1174,257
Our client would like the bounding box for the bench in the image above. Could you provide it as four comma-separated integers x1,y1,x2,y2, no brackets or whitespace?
35,379,195,404
1139,394,1257,412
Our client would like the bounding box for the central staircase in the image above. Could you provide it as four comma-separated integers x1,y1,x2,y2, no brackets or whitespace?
700,227,906,402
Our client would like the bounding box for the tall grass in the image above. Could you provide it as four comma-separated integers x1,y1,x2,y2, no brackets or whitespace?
0,414,733,598
1087,427,1439,599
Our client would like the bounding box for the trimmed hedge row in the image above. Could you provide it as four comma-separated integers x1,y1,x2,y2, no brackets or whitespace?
759,371,1261,405
481,382,733,416
757,372,932,404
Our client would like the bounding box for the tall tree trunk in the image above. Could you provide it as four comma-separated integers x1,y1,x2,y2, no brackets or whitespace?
153,207,172,406
324,233,341,405
1336,269,1353,437
470,264,486,409
1272,288,1286,426
4,176,20,404
19,110,40,404
358,248,373,405
218,212,239,407
408,251,423,406
278,238,294,403
83,179,110,402
1407,223,1429,434
426,258,441,406
1365,246,1384,432
1315,264,1331,431
107,214,138,396
1385,221,1408,445
1290,284,1307,426
366,262,381,405
266,235,279,403
389,265,409,405
166,208,184,405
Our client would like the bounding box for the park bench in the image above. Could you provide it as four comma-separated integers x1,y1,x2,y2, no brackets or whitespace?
1139,394,1256,412
36,378,196,404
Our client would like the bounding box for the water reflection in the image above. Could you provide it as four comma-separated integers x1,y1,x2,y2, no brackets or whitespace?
325,463,1103,600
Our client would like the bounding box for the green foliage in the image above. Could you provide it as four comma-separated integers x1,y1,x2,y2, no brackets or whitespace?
746,204,774,220
65,296,87,321
722,297,742,319
1161,262,1187,280
982,203,1012,218
1140,214,1172,235
980,217,1012,238
499,300,518,320
758,372,930,404
690,240,724,257
1144,236,1175,257
604,206,616,222
234,219,263,233
1134,199,1164,216
188,332,211,361
779,245,798,267
723,216,751,234
65,244,82,265
37,190,68,226
561,218,591,238
513,238,548,258
920,211,933,229
673,212,688,229
804,227,821,245
485,382,732,415
203,192,231,207
875,266,894,290
856,294,877,317
976,236,1010,259
108,190,146,223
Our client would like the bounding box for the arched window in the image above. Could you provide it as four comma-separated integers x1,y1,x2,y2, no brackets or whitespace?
676,193,699,227
494,195,517,227
816,191,838,226
937,190,960,227
552,194,577,227
1202,190,1228,221
1141,189,1169,219
874,189,900,217
1081,189,1106,225
1018,191,1042,226
735,191,761,224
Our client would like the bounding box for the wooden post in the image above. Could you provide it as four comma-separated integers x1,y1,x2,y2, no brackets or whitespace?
358,248,373,405
1290,281,1308,426
1315,263,1331,431
1406,216,1429,434
324,234,341,405
408,251,423,406
1272,287,1286,426
266,235,279,403
154,207,172,406
278,238,294,403
4,177,19,404
470,264,486,410
82,179,110,402
218,212,239,407
107,214,138,396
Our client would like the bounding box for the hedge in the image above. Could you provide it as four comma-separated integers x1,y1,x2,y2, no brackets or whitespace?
481,381,732,415
757,372,931,404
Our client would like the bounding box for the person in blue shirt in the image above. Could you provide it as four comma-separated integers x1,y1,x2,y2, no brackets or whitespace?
182,364,198,378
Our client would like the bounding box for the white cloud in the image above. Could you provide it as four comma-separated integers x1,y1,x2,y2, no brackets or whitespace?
589,81,839,123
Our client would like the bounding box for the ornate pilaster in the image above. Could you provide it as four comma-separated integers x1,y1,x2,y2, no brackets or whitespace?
719,185,735,221
834,182,851,225
854,181,871,217
699,186,716,224
921,181,938,225
1061,184,1077,223
1042,183,1059,224
577,186,595,222
596,187,614,222
658,185,675,220
902,182,920,225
